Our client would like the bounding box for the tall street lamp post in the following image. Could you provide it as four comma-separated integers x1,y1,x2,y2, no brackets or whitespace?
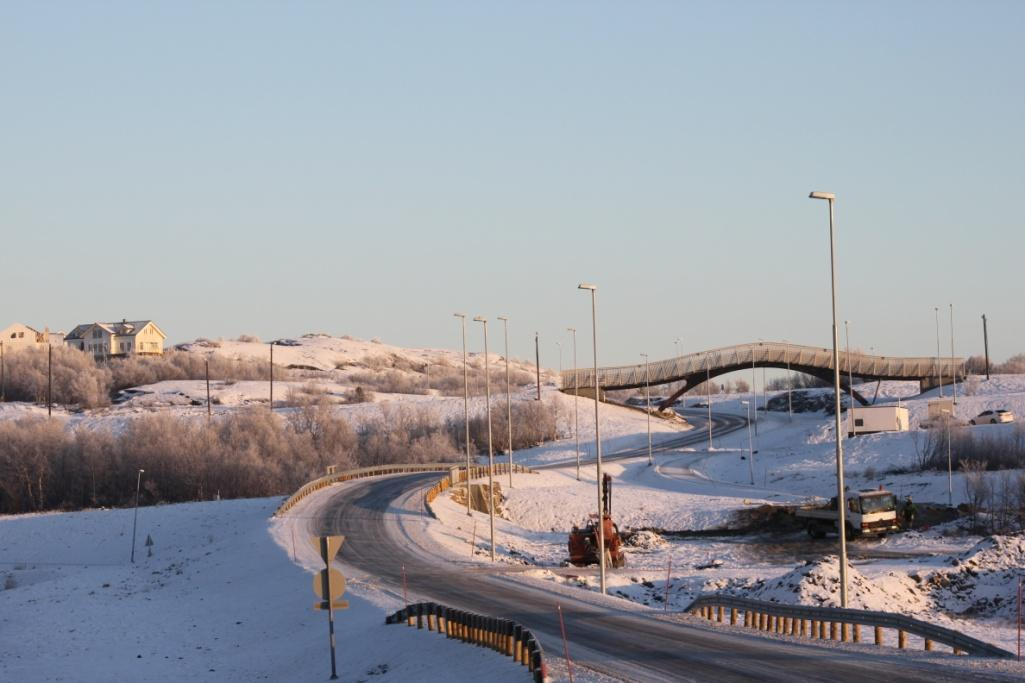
809,189,849,609
567,327,581,481
578,282,606,595
844,320,854,437
641,353,653,466
950,303,957,404
130,468,145,563
941,408,954,507
706,353,713,450
454,313,472,516
741,401,754,485
934,306,943,397
498,315,513,489
473,316,496,562
784,339,793,420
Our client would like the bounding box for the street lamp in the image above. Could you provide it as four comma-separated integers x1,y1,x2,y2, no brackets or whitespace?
934,306,943,397
498,315,513,489
473,315,496,562
941,408,953,507
844,321,854,438
454,313,472,516
784,339,793,421
130,469,145,563
705,353,713,450
567,327,581,481
578,282,606,595
950,303,957,404
741,401,754,485
809,189,849,609
641,353,653,466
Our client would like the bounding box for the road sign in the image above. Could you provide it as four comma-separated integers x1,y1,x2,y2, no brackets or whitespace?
310,535,347,680
311,535,344,562
313,569,347,601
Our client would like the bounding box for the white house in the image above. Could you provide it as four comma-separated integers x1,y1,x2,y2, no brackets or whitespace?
1,323,65,351
65,320,167,358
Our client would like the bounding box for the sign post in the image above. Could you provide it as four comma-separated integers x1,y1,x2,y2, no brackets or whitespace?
311,535,347,680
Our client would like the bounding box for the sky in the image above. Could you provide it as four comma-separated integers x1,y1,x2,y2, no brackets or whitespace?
3,1,1024,368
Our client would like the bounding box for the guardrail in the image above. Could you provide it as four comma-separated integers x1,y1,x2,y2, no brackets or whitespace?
274,463,459,516
386,602,549,682
424,463,538,506
686,594,1013,659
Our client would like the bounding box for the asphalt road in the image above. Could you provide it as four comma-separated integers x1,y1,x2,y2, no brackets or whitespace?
314,412,1016,682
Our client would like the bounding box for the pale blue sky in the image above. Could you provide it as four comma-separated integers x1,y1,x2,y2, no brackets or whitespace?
3,2,1023,367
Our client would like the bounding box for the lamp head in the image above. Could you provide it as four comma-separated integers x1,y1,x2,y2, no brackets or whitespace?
497,315,508,321
809,191,835,200
473,316,486,323
566,327,575,333
453,312,465,319
577,283,597,291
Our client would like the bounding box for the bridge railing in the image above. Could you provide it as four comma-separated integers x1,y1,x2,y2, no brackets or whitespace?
686,594,1013,659
561,341,965,391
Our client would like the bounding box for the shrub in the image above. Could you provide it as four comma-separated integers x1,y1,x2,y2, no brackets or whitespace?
236,334,261,343
2,347,112,407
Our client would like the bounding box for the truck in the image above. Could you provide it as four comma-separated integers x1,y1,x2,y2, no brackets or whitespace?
795,489,900,539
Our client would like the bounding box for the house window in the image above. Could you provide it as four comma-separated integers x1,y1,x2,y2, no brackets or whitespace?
854,418,864,427
17,332,24,338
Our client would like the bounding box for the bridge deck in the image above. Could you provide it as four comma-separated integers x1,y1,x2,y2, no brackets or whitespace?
560,341,964,393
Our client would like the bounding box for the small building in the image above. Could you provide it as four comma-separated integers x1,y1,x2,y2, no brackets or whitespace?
65,320,166,359
1,323,65,351
848,405,910,436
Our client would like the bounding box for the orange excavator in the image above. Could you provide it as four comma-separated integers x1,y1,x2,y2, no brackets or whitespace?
568,474,626,568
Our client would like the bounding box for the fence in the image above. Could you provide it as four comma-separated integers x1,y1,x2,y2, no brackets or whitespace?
386,602,549,682
686,594,1014,658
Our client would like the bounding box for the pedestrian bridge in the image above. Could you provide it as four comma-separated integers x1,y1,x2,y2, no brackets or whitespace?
561,341,964,410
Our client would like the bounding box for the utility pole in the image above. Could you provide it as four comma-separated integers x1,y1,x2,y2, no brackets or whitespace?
982,314,991,380
534,332,541,401
269,343,274,409
845,321,853,437
1,340,5,402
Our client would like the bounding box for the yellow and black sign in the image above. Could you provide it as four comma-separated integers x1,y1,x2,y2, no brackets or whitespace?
311,535,348,611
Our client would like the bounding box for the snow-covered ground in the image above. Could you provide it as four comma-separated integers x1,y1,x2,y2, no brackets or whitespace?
424,376,1025,656
0,498,538,683
4,333,1025,673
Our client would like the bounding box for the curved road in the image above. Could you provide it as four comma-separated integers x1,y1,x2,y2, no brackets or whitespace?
312,415,1015,682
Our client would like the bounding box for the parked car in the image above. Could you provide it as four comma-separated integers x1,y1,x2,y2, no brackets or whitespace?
970,409,1015,425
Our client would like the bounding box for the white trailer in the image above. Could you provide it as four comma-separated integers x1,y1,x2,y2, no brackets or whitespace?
848,405,909,436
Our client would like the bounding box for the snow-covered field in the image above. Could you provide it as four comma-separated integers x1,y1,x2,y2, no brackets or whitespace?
426,376,1025,656
4,334,1025,675
0,498,535,683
